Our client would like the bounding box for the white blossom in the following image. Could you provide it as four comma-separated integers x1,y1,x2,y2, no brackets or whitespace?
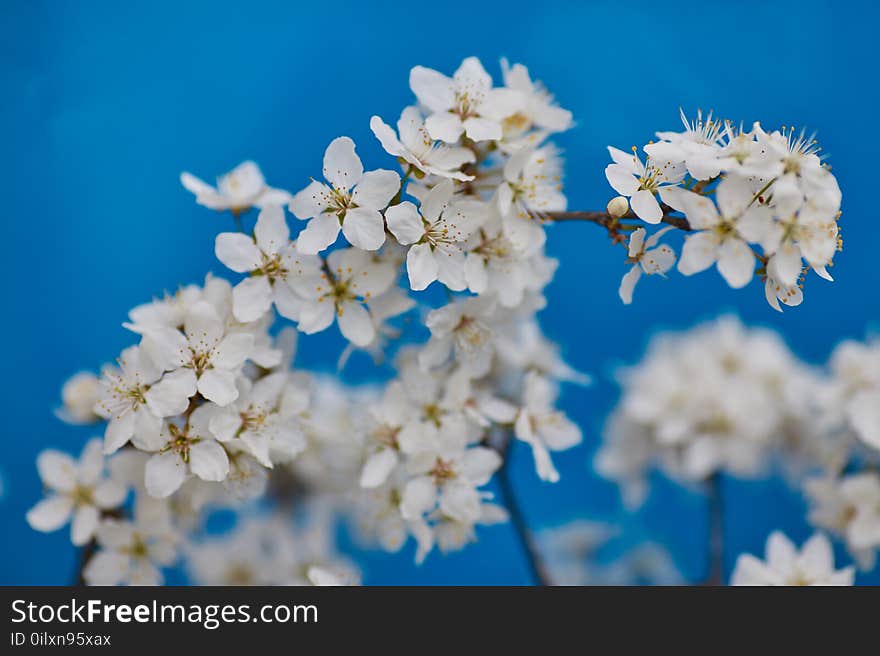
605,147,685,223
385,179,485,291
84,499,178,586
514,372,582,482
619,226,676,304
181,161,291,213
370,106,476,181
409,57,519,143
731,531,853,586
290,137,399,253
140,300,253,407
56,371,102,424
290,247,395,347
27,439,127,545
215,205,321,322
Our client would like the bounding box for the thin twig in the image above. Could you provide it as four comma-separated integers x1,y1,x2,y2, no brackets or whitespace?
496,436,550,586
546,207,692,232
703,473,725,586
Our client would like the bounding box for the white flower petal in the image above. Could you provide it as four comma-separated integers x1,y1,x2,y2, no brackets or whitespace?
232,276,274,323
37,450,77,492
26,496,74,532
197,369,239,406
717,238,755,289
337,300,375,347
254,205,289,254
189,440,230,482
406,243,439,291
323,136,363,190
385,201,425,245
678,232,720,275
350,169,400,210
145,369,198,418
144,452,187,498
619,265,641,305
296,213,341,255
71,505,100,546
215,233,262,273
630,189,662,223
360,449,399,488
341,207,386,251
289,180,332,219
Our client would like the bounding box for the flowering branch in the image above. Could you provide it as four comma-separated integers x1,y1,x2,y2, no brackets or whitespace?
546,206,692,243
32,56,850,588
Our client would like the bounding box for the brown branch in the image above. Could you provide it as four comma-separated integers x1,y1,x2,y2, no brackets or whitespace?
702,473,725,586
546,208,692,232
496,435,551,586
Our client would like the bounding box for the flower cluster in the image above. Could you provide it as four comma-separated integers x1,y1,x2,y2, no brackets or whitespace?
34,57,589,582
596,317,880,580
595,316,820,507
604,111,842,309
32,56,857,586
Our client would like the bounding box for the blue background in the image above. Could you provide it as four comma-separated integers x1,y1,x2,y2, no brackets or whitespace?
2,0,878,584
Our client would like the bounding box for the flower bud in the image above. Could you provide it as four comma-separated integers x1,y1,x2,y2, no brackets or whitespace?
607,196,629,219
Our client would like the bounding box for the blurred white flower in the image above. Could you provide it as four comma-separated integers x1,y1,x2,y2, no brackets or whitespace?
181,161,291,213
731,531,853,586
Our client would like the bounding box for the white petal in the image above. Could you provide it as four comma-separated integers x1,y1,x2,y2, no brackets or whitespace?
37,450,77,492
400,476,437,520
641,244,676,274
463,116,502,142
406,243,440,291
409,66,454,112
184,301,224,347
848,391,880,450
385,201,425,245
215,233,262,273
618,265,641,304
369,115,407,158
439,482,481,523
297,299,336,334
323,136,363,190
189,440,230,482
145,369,198,417
351,169,400,210
83,551,129,586
254,205,289,254
337,300,375,346
717,238,755,289
630,189,662,223
604,164,639,196
144,452,187,498
767,243,802,288
213,332,254,369
341,207,386,251
26,496,74,532
103,414,135,454
71,505,100,546
425,112,464,144
93,479,127,508
232,276,274,323
435,249,467,291
678,232,719,275
360,449,399,488
197,369,239,406
289,180,332,219
295,213,341,254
